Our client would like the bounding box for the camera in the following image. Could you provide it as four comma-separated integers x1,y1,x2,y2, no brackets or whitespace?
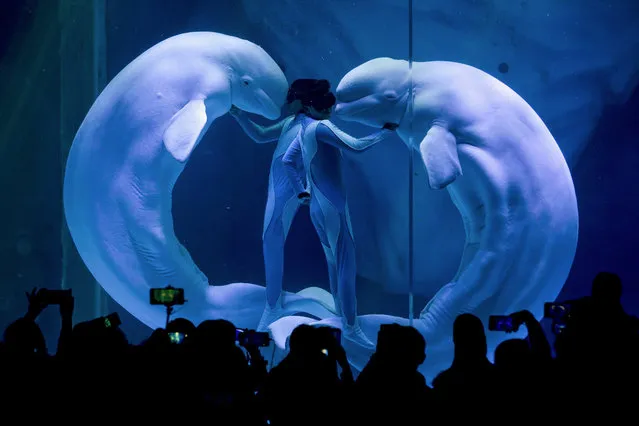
545,301,576,334
39,289,72,305
544,302,572,320
168,331,186,344
103,312,122,328
150,286,185,306
488,315,517,332
87,312,121,329
236,329,270,347
544,301,573,334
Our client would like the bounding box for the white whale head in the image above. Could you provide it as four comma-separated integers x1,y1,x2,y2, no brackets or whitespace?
335,57,410,127
226,40,288,120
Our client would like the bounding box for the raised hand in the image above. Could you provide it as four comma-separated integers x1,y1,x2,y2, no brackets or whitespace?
508,309,535,332
25,288,47,320
60,293,75,320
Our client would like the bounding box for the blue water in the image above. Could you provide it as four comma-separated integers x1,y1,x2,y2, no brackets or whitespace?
0,0,638,355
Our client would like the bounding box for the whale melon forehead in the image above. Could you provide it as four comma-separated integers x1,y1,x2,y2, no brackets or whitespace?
336,57,409,101
256,59,288,106
229,42,288,106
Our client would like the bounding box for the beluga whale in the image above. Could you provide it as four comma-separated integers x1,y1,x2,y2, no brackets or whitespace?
64,32,337,330
324,57,579,377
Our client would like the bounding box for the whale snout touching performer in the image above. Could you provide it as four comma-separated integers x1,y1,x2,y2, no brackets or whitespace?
282,79,399,347
229,80,331,331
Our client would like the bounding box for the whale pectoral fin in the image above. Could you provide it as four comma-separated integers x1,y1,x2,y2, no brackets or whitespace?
419,125,462,190
163,99,209,162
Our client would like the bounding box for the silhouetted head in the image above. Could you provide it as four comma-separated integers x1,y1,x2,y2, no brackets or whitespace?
142,328,171,350
195,319,236,349
494,338,531,370
591,272,622,306
335,57,410,127
226,37,288,119
3,318,47,357
167,317,196,336
70,319,129,359
287,78,336,119
453,313,487,360
376,323,426,369
404,326,427,368
289,324,319,356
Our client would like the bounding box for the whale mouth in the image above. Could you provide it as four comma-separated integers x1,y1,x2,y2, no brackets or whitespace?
334,94,380,120
257,89,281,119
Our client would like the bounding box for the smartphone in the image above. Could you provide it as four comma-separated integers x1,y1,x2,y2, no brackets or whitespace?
488,315,516,332
149,287,185,306
236,329,270,347
168,332,185,344
544,302,571,320
103,312,122,328
86,312,121,330
39,289,72,305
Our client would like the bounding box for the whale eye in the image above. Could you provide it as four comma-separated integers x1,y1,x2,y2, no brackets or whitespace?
242,77,252,86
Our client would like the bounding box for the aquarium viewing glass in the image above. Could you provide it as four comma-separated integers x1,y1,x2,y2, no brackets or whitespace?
1,0,638,383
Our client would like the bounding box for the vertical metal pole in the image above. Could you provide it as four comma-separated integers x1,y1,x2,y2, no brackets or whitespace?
60,0,68,293
92,0,108,318
407,0,415,326
59,0,108,321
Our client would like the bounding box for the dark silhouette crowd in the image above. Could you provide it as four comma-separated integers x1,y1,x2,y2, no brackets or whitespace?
1,271,637,424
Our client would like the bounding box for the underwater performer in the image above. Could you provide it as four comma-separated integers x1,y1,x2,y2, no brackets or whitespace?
282,80,399,347
229,80,332,331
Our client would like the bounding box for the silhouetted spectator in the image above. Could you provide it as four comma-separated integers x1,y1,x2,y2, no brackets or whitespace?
554,273,639,412
185,319,266,423
356,323,431,424
262,324,352,426
432,313,497,410
494,310,552,406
